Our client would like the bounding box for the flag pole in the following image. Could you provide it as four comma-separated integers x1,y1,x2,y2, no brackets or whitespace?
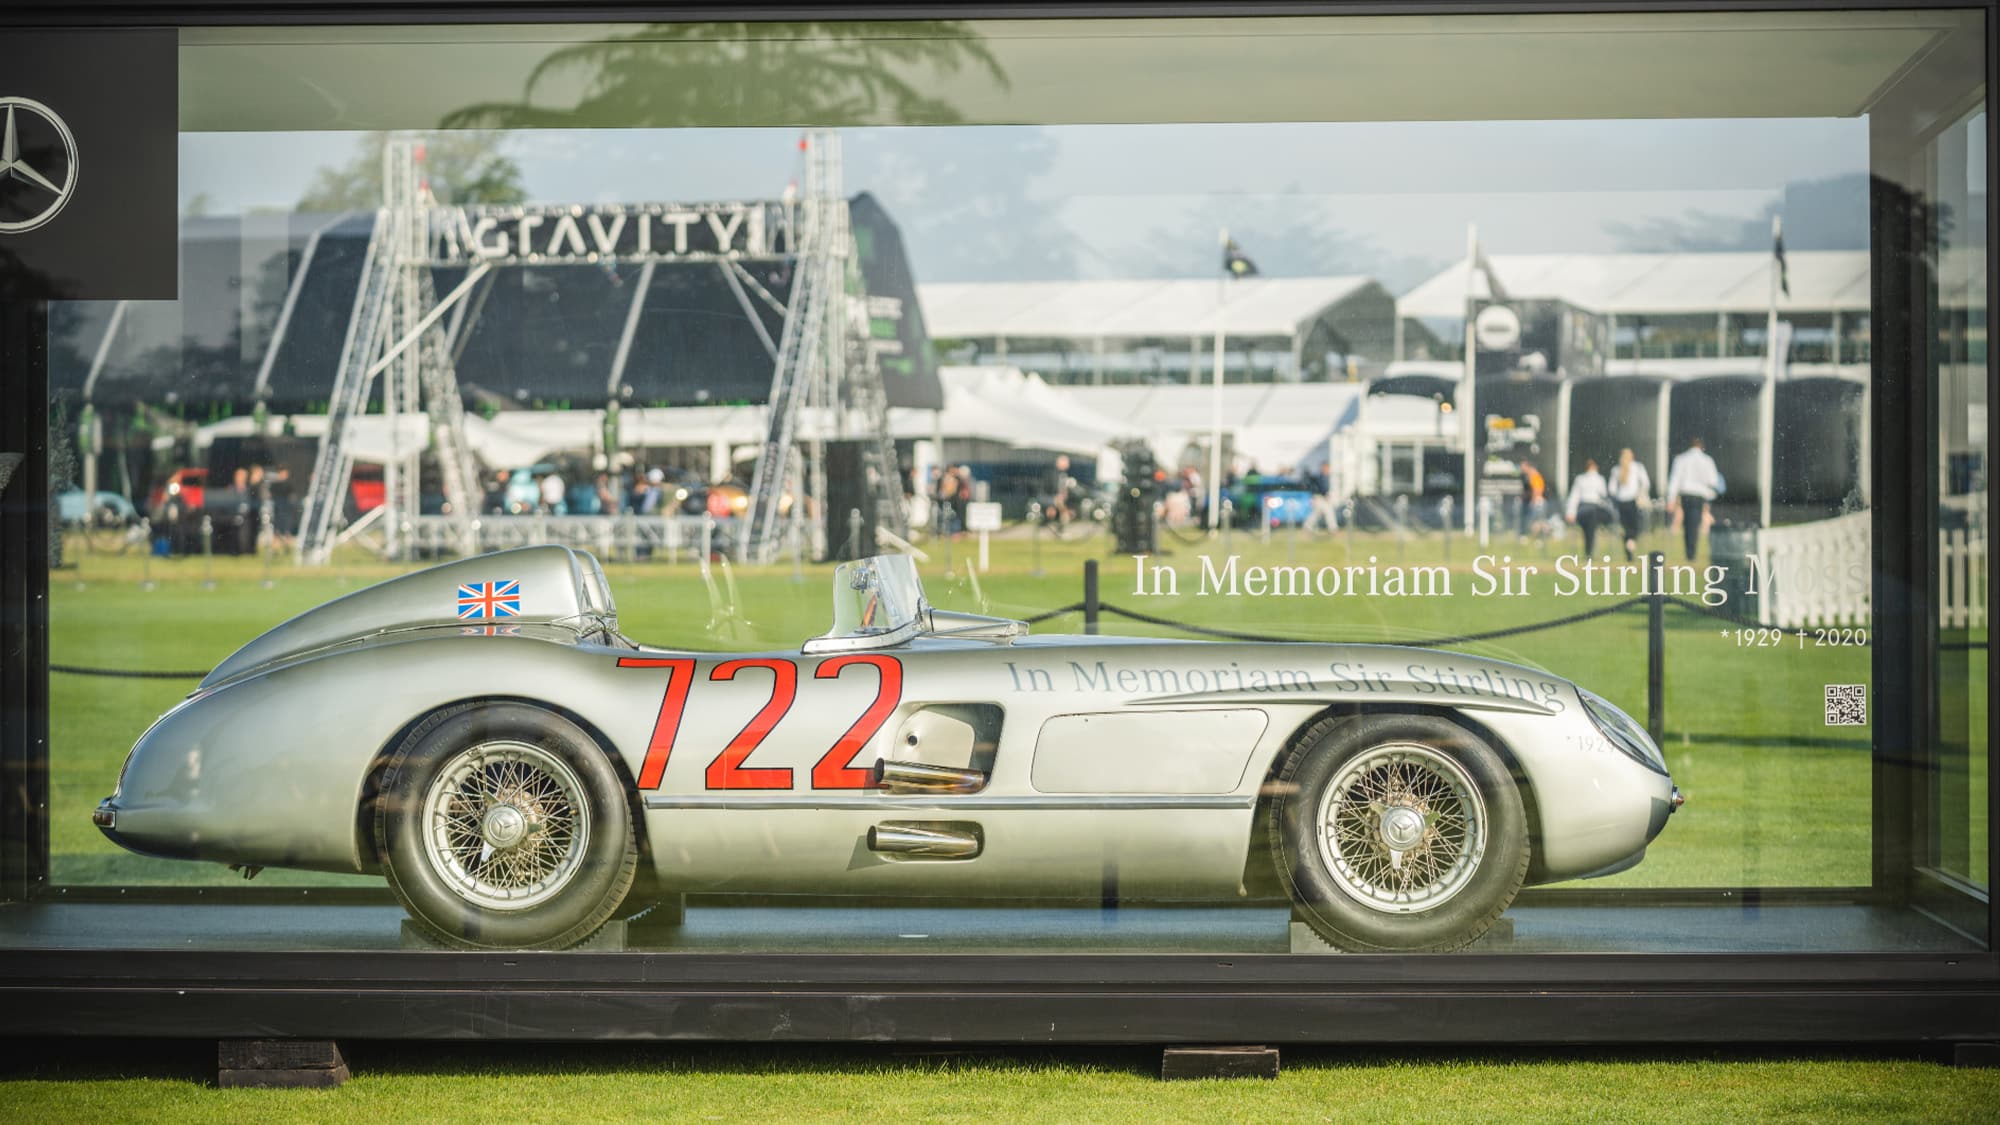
1758,214,1780,530
1460,223,1479,536
1207,227,1228,533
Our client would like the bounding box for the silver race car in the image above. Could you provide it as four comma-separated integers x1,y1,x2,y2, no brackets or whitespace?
96,545,1681,951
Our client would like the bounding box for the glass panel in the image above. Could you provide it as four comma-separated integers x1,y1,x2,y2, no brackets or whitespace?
20,8,1990,955
1933,105,1988,893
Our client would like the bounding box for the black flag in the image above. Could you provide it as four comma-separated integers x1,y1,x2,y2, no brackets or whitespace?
1223,239,1259,278
1772,216,1790,298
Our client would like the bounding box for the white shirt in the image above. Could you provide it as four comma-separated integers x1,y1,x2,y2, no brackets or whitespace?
539,474,567,506
1565,470,1608,520
1666,447,1720,501
1608,460,1651,502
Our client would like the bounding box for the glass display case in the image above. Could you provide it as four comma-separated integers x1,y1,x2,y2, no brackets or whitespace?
0,3,1991,1045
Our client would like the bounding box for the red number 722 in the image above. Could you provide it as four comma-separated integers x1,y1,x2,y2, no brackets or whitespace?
614,655,903,791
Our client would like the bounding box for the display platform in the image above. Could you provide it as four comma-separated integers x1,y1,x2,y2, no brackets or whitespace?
0,900,1981,955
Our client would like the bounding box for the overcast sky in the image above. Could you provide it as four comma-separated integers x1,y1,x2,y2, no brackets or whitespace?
180,118,1870,293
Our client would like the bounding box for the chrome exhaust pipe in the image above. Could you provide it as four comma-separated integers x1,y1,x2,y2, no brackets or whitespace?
871,759,987,793
867,823,982,858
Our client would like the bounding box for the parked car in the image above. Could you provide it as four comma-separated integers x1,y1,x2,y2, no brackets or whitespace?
146,467,208,518
56,488,139,528
96,547,1680,952
1229,476,1316,527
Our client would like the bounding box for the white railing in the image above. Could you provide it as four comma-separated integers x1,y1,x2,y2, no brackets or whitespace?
1941,524,1989,630
1752,504,1987,631
409,514,719,564
1754,511,1871,628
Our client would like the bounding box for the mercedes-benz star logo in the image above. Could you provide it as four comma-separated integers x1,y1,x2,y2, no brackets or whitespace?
0,96,78,234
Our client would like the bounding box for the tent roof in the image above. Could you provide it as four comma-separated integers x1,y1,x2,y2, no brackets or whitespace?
1064,380,1369,469
919,277,1379,341
1397,250,1874,320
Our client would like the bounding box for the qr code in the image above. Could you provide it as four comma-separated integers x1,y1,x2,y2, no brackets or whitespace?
1825,684,1867,726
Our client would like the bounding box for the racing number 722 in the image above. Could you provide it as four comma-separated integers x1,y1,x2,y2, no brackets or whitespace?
613,655,903,791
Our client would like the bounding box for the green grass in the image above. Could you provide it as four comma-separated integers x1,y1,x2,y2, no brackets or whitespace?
47,525,1986,892
4,1042,2000,1123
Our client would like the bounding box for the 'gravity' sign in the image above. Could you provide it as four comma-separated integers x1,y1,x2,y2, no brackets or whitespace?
430,202,788,265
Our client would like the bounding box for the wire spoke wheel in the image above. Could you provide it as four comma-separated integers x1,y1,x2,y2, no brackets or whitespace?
420,739,590,911
1317,741,1487,913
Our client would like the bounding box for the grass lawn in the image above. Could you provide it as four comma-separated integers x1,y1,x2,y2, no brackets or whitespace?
47,524,1985,892
4,1040,2000,1123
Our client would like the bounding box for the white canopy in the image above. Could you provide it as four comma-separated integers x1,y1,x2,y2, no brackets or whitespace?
193,365,1134,470
1064,380,1370,470
1397,250,1872,320
892,365,1132,455
920,277,1378,341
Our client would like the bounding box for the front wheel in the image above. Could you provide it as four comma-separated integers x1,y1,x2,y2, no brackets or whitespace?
376,701,638,949
1271,713,1528,952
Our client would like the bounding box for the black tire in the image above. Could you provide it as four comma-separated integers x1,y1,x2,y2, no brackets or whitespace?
1270,713,1528,952
375,700,638,950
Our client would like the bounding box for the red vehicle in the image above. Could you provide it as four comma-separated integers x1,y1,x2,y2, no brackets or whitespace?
349,464,386,513
147,467,208,515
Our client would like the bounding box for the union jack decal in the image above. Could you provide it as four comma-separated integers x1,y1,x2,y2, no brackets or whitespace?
457,579,521,619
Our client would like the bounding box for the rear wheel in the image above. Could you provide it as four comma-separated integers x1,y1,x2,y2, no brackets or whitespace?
1271,713,1528,952
376,701,637,949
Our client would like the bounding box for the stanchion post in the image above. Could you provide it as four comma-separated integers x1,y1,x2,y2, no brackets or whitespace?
1083,558,1100,636
139,517,155,591
1029,502,1045,577
200,514,215,590
847,508,862,561
1647,550,1666,744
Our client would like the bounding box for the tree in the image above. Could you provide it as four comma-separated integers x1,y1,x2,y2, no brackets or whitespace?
851,127,1076,282
297,132,526,211
438,21,1005,130
1605,173,1870,253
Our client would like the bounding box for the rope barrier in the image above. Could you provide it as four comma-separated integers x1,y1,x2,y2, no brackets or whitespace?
51,663,207,680
1020,602,1086,626
1098,595,1653,646
1661,596,1756,623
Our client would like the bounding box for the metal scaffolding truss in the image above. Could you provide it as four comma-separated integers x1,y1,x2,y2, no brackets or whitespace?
296,131,903,566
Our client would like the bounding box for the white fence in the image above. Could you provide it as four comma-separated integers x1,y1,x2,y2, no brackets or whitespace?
410,514,720,563
1754,511,1872,628
1753,503,1987,630
1941,524,1989,629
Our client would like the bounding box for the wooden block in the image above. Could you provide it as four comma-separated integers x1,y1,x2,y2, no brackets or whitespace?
571,919,628,951
398,919,629,950
1288,915,1514,952
219,1064,350,1089
626,892,687,929
1288,921,1341,954
1161,1046,1280,1080
217,1038,344,1071
217,1039,348,1088
1953,1043,2000,1069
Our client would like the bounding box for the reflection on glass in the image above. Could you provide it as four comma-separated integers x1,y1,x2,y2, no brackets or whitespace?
20,10,1990,956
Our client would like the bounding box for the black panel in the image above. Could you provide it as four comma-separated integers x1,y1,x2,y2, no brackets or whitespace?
1,949,1996,1044
450,263,646,407
851,192,944,410
621,260,790,406
824,440,878,559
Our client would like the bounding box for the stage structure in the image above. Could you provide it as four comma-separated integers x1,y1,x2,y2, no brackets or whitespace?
294,130,907,565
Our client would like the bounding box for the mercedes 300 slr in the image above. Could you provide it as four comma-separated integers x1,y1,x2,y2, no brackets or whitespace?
97,546,1680,951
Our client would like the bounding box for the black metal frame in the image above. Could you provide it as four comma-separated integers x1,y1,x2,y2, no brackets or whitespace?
0,0,1994,1044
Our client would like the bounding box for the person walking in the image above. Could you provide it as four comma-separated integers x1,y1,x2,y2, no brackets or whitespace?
1564,458,1613,558
1517,460,1548,541
1665,436,1721,561
1608,447,1652,561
